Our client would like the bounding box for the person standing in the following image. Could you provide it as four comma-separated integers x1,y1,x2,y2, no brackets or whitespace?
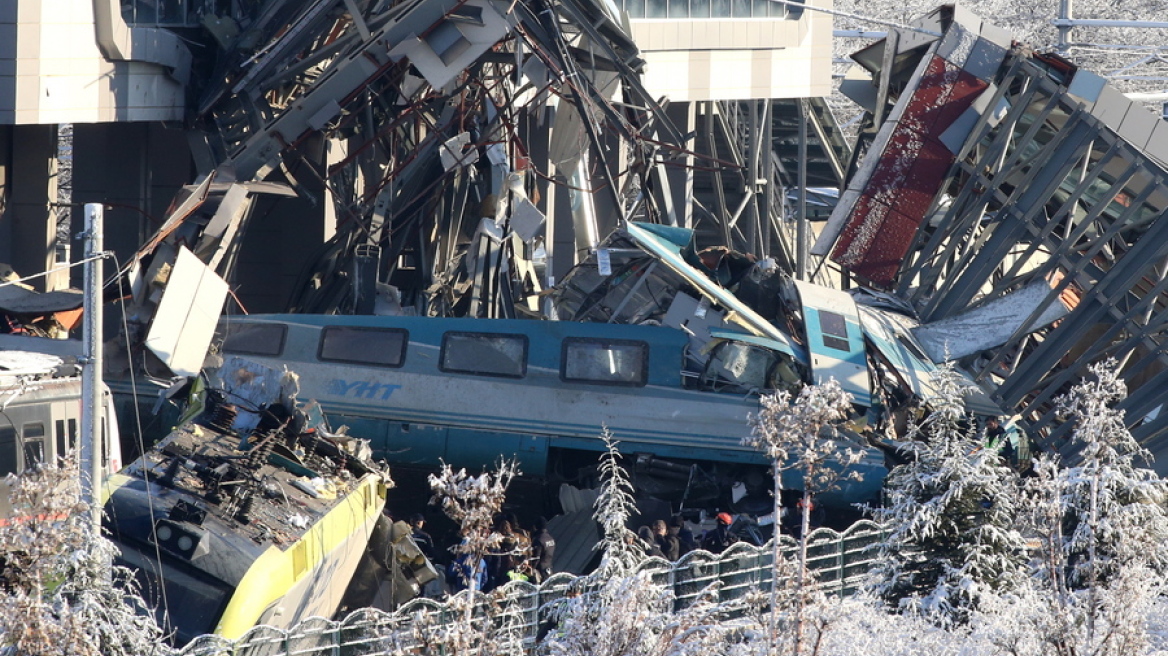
652,519,680,561
638,525,665,558
670,515,696,556
408,512,437,563
701,512,737,554
529,517,556,583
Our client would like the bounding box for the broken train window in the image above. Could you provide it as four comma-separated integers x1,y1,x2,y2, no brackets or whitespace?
440,332,527,378
699,340,800,394
319,326,408,368
217,322,287,357
561,338,648,386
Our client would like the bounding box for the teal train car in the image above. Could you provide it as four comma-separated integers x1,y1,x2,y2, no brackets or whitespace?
209,313,888,506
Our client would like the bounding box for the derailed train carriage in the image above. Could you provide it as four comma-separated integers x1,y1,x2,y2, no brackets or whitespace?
207,222,1006,517
102,360,436,646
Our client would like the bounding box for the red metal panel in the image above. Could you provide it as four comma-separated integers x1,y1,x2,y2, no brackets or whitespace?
932,67,989,134
900,138,954,218
900,55,989,138
828,55,989,288
899,55,951,136
867,128,923,201
831,193,889,270
848,207,921,286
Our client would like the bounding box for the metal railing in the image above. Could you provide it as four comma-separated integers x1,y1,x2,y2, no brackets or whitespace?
175,520,886,656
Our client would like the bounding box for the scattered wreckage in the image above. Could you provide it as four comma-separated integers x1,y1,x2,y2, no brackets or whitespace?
102,357,436,646
94,0,1168,539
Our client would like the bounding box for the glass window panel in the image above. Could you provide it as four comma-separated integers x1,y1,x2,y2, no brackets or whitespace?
319,326,407,368
646,0,667,18
732,0,751,17
710,0,731,17
818,311,850,351
690,0,710,17
626,0,646,18
159,0,184,23
562,339,648,386
441,333,527,378
668,0,689,18
56,419,66,460
219,322,286,356
23,423,45,468
0,427,17,476
752,0,768,17
705,343,778,391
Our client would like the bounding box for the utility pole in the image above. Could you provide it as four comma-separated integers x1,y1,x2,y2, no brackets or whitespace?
797,100,809,281
80,203,104,533
1057,0,1073,55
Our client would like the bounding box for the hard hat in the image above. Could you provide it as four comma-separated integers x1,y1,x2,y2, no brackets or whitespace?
716,512,734,525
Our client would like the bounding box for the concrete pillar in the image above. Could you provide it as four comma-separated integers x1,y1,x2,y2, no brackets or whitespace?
233,133,330,313
72,122,191,287
5,124,61,291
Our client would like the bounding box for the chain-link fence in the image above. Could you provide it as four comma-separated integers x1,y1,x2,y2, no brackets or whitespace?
173,520,885,656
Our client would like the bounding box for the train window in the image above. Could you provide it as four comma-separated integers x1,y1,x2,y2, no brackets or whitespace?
56,420,66,459
0,427,16,475
23,423,45,467
218,322,286,356
561,338,648,386
68,419,78,452
319,326,407,367
818,310,850,352
440,332,527,378
700,341,780,393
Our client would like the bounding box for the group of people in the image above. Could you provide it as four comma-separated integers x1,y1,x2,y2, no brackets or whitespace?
635,514,711,559
407,511,557,594
478,513,557,591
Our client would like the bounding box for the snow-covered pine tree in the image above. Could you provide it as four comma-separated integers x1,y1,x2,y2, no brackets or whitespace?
592,429,640,574
868,363,1027,623
1052,360,1168,589
1037,359,1168,651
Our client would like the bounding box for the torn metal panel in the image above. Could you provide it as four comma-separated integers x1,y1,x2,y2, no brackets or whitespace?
624,222,801,355
857,304,935,402
211,355,302,434
857,304,1000,417
911,279,1071,363
144,247,230,378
